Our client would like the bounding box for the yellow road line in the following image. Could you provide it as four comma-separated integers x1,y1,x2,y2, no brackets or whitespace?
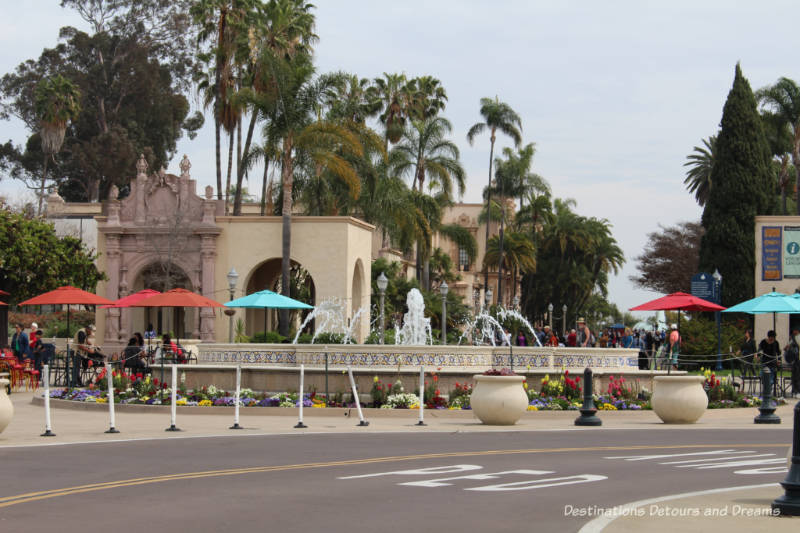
0,443,788,508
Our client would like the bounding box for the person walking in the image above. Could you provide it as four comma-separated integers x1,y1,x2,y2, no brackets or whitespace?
668,323,681,370
739,329,757,377
577,318,593,347
758,330,781,398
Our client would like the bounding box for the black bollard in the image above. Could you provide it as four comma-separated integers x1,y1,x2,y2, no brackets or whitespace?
772,399,800,515
755,367,781,424
575,368,602,426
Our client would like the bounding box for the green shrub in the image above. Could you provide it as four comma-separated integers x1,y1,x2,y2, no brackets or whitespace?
250,331,286,343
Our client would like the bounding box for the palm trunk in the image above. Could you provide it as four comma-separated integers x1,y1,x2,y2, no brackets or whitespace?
260,157,269,216
214,10,227,203
497,206,505,307
484,132,496,300
215,116,222,202
225,128,234,214
234,111,258,215
279,134,294,337
39,155,49,217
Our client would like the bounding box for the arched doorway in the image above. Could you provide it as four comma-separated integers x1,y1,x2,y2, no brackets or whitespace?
132,262,193,339
244,258,315,338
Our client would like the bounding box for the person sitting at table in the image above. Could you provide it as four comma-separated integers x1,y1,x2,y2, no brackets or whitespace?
122,337,146,372
160,334,186,364
32,329,54,377
74,324,105,369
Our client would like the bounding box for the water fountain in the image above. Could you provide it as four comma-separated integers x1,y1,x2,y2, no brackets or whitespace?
394,288,433,345
292,298,366,344
457,306,542,347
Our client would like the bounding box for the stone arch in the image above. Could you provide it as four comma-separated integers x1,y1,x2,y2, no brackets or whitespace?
241,257,316,337
128,260,195,340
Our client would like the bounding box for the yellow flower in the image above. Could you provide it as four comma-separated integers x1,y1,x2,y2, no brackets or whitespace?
176,398,187,406
198,399,213,407
373,375,379,383
523,382,528,390
527,405,538,411
312,403,326,408
96,397,107,404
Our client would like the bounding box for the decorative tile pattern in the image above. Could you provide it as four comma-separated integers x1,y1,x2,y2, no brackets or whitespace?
198,347,638,369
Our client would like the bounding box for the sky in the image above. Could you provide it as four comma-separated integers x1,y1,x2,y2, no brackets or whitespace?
2,1,800,316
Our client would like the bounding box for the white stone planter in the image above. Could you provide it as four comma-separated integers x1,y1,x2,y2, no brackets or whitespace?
651,375,708,424
0,378,13,434
471,375,529,425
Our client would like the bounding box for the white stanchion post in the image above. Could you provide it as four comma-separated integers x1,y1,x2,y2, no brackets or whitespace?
166,363,181,431
417,366,426,426
40,364,55,437
295,364,307,428
105,363,119,433
347,366,369,426
230,365,242,429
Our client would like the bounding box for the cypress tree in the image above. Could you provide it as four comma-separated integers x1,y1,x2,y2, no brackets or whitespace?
699,63,774,306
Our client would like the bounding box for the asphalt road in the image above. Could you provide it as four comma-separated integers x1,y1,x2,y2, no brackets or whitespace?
0,428,792,533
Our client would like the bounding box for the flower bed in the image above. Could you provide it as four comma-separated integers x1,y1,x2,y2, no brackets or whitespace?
46,368,778,411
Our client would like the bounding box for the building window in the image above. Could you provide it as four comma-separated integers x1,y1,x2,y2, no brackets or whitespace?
459,248,470,271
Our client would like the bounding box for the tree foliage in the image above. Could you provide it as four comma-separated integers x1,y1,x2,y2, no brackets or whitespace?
630,221,703,294
699,64,775,306
0,0,202,202
0,208,105,303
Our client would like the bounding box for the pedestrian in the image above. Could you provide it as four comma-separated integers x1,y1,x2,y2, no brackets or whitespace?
784,328,800,398
32,330,54,377
10,323,30,361
576,318,593,347
123,337,146,372
738,329,757,377
516,331,527,346
669,323,681,370
757,330,781,397
566,329,577,347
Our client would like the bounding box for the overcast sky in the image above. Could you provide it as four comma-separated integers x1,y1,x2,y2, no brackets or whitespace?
2,1,799,316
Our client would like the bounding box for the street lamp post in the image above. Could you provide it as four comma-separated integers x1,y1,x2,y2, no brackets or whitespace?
548,303,554,330
377,272,388,345
562,304,567,337
440,280,449,344
713,269,723,370
226,268,239,343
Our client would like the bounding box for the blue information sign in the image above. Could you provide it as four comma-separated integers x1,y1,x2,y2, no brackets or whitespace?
691,272,718,304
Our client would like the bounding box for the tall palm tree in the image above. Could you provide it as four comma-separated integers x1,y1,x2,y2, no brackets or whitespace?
411,75,447,120
372,73,415,151
34,75,81,216
757,77,800,215
484,231,536,302
683,135,716,207
264,56,358,335
490,143,535,305
466,96,522,301
391,116,467,289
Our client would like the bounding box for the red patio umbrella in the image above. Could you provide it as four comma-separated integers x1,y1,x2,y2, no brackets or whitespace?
19,286,114,387
630,292,725,312
100,288,161,309
131,288,224,345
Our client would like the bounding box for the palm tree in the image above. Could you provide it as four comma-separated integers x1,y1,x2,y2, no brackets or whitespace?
411,75,448,120
466,96,522,301
490,143,535,305
34,74,81,216
683,135,716,207
391,116,467,289
757,77,800,214
264,56,360,335
372,73,415,151
484,231,536,302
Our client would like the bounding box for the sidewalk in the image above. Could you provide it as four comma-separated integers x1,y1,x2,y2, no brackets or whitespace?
1,391,798,531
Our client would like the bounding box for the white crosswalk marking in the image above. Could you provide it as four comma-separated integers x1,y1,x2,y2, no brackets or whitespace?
605,449,787,475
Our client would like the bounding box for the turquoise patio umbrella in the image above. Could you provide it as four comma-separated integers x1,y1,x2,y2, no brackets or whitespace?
722,291,800,330
225,290,313,335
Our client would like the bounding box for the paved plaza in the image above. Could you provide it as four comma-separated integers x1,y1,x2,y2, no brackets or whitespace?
0,391,798,532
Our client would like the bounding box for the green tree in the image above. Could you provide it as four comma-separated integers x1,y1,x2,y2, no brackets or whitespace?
756,77,800,215
0,208,105,303
466,96,522,299
683,135,716,207
33,75,81,215
699,64,775,306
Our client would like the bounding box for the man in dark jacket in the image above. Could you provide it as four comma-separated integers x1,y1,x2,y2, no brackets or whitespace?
10,323,30,360
758,330,781,398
